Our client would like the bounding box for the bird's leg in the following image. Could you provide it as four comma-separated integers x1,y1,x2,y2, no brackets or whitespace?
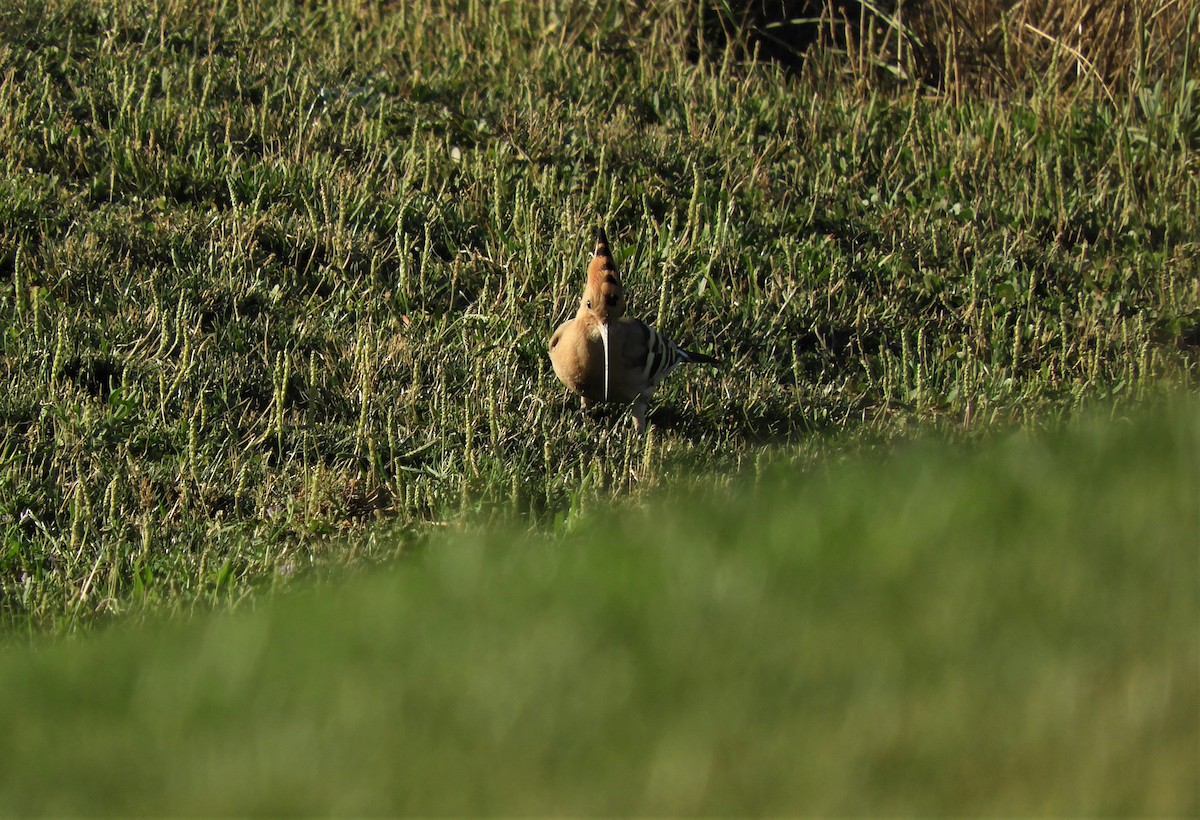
632,397,649,435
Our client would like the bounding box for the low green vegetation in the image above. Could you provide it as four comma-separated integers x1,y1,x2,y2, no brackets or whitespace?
0,2,1195,810
1,0,1196,633
0,401,1195,814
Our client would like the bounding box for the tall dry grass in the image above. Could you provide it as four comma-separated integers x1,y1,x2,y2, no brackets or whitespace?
681,0,1196,99
903,0,1197,98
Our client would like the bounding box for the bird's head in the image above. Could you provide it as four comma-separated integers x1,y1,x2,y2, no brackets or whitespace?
580,227,624,401
581,227,625,323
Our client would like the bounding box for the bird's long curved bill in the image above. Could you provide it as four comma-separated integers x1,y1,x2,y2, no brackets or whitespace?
599,321,610,402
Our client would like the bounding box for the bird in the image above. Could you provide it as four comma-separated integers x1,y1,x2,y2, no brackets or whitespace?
549,227,719,433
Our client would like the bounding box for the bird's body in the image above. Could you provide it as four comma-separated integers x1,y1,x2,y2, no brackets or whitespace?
549,228,718,432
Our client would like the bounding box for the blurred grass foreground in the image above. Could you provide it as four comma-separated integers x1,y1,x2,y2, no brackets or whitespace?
0,400,1195,815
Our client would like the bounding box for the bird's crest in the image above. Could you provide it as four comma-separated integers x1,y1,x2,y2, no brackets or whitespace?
588,227,618,282
585,227,624,318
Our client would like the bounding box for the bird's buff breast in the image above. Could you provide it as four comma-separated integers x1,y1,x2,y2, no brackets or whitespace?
549,321,613,402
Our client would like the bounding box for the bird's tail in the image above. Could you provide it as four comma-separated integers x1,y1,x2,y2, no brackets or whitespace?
679,347,720,367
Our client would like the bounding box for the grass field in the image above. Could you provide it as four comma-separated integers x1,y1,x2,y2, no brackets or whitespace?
0,1,1196,812
0,399,1195,814
2,0,1196,634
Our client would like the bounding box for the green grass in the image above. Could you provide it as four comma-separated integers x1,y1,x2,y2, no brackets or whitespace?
0,0,1197,632
0,401,1195,814
0,2,1195,812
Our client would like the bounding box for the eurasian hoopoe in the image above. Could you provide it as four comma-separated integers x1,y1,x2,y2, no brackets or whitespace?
549,227,719,433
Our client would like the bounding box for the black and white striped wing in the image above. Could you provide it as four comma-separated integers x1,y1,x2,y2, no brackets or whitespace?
633,320,688,389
